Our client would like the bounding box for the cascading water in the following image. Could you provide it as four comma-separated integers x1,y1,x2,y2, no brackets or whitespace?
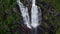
17,0,42,34
31,0,39,28
31,0,42,34
17,0,31,29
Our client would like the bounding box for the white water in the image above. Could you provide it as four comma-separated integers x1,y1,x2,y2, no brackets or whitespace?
31,0,41,34
31,0,39,28
17,0,31,29
17,0,42,29
17,0,42,34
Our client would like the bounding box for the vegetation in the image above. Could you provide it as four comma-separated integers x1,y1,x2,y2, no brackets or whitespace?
0,0,60,34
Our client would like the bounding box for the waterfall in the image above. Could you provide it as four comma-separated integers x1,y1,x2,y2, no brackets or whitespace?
31,0,39,28
31,0,42,34
17,0,42,34
17,0,31,29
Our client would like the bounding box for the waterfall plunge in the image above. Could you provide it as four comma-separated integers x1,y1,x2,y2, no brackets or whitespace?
17,0,42,29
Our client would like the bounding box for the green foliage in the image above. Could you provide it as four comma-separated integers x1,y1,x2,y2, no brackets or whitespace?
0,0,60,34
44,0,60,12
0,0,20,34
